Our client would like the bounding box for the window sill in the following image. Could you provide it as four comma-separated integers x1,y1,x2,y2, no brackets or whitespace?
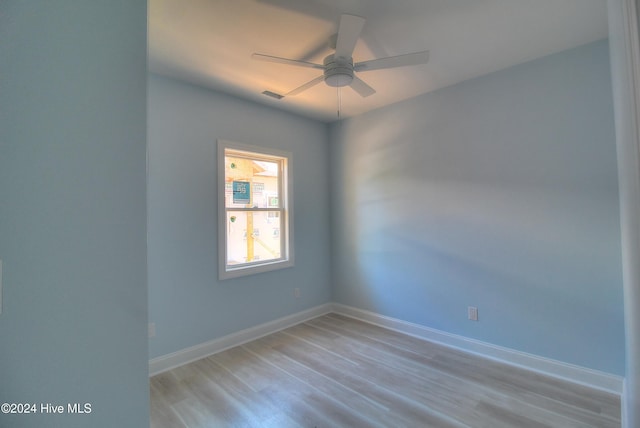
219,258,294,280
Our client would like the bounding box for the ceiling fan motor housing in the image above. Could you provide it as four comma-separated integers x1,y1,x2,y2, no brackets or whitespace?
323,54,354,87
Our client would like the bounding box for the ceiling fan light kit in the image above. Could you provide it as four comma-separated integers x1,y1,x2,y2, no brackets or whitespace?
323,55,354,87
253,14,429,102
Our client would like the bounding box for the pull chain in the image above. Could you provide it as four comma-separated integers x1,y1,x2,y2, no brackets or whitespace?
337,81,342,120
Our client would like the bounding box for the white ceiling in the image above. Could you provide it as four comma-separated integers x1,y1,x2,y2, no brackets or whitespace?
148,0,608,123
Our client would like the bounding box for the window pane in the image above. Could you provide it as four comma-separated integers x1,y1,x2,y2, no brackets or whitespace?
225,155,280,209
226,211,282,266
219,140,293,280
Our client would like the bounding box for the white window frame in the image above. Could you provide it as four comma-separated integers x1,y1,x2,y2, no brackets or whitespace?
217,139,294,280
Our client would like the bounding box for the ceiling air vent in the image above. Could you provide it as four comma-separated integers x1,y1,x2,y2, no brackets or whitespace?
262,90,284,100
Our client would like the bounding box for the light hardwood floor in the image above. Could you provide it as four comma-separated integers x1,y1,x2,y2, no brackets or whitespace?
150,313,621,427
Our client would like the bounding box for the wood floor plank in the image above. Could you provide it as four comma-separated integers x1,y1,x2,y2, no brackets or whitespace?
211,343,376,427
280,324,595,428
283,325,608,427
243,337,414,428
314,314,621,425
150,313,621,428
249,331,465,427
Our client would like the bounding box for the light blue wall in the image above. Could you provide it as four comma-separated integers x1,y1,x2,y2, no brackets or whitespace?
330,40,625,375
148,75,331,358
0,1,148,427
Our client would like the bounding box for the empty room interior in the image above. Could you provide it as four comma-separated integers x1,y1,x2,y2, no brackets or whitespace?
2,0,640,427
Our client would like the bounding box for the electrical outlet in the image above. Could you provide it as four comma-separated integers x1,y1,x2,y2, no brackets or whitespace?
468,306,478,321
148,322,156,338
294,288,300,298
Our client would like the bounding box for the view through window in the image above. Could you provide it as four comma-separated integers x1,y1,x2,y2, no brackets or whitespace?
218,140,293,279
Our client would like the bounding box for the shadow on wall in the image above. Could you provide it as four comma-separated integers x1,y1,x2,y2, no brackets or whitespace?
331,45,624,372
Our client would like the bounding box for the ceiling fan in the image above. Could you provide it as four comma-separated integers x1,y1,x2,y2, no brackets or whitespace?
252,14,429,98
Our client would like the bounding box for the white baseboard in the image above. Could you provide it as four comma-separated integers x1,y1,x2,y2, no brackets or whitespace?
330,303,624,395
149,301,623,396
149,303,333,376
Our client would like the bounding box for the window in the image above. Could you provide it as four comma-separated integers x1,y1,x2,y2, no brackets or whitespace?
218,140,293,279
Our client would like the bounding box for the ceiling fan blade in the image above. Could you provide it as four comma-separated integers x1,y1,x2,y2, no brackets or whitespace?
252,53,324,70
286,75,325,96
350,75,376,97
354,51,429,72
335,14,365,58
